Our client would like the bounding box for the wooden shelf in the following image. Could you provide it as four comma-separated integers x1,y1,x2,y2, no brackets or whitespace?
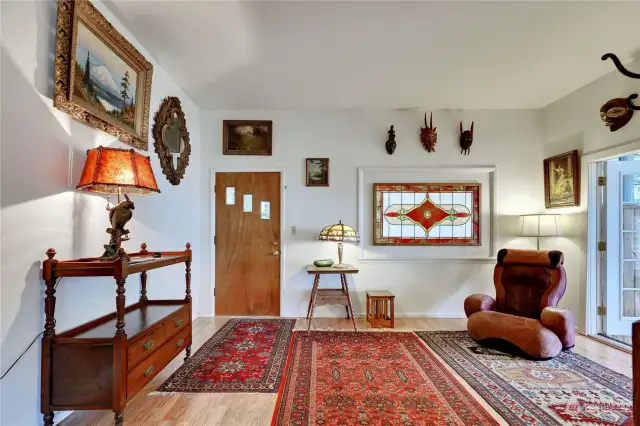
63,301,188,339
52,253,190,278
41,243,193,426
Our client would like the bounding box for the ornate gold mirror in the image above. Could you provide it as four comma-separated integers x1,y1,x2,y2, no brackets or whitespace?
152,96,191,185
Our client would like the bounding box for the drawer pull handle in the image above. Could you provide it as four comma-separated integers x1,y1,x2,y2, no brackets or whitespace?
143,339,155,351
176,339,184,348
144,365,155,377
175,319,183,327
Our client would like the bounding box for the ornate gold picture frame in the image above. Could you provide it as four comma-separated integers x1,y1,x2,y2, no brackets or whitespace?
544,150,580,208
54,0,153,150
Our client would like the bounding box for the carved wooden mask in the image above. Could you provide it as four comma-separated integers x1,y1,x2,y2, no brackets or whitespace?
420,113,437,153
152,96,191,185
600,98,633,132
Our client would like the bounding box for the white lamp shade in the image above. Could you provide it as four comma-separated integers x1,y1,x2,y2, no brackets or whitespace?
521,214,560,237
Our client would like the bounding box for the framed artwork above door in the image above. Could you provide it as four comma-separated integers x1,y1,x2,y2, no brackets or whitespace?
212,170,283,316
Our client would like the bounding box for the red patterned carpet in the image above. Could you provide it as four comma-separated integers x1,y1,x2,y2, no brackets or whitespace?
156,318,295,393
417,331,633,426
272,331,498,426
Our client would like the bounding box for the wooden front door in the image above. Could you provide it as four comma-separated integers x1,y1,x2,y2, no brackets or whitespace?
215,172,281,315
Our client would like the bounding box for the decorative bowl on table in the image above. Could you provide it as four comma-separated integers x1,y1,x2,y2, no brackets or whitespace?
313,259,334,267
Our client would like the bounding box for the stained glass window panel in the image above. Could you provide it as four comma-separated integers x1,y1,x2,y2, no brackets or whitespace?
373,183,480,246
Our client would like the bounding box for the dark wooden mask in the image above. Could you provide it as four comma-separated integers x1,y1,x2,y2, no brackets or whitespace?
460,121,474,155
600,98,633,132
420,113,437,153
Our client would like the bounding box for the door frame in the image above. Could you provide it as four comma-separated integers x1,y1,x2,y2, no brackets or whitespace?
207,168,286,317
585,136,640,336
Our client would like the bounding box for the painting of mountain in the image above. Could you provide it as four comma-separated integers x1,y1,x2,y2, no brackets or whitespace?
74,20,137,130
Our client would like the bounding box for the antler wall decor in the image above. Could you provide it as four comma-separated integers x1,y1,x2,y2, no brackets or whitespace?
602,53,640,110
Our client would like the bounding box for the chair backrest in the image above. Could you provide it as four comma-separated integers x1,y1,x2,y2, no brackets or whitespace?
493,249,567,319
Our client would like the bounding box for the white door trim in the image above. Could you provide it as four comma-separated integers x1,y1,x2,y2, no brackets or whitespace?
206,168,286,317
584,136,640,335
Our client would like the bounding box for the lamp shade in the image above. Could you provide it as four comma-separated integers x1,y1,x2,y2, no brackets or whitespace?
77,146,160,195
319,220,360,243
521,214,560,237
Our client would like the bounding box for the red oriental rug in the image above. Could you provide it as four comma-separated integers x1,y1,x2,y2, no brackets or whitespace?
156,318,295,393
417,331,633,426
272,331,498,426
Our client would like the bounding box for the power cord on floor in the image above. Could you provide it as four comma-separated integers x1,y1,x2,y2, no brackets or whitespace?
0,278,62,380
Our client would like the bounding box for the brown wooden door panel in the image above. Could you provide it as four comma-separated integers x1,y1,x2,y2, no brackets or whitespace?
215,172,281,315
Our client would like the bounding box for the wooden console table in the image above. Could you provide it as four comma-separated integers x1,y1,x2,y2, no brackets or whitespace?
41,243,193,426
306,264,358,331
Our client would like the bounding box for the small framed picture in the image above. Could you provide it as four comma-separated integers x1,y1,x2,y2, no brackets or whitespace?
306,158,329,187
223,120,272,155
544,150,580,208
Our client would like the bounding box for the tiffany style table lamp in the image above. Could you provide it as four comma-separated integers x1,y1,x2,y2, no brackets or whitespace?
76,146,160,260
318,220,360,268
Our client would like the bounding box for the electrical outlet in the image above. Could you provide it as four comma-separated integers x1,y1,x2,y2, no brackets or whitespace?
291,226,297,235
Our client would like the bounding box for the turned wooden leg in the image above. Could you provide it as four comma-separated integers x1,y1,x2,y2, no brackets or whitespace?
185,345,192,361
114,412,124,426
43,412,54,426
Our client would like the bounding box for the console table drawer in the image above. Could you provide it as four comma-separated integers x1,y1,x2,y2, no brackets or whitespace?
164,306,190,336
128,323,167,370
127,327,191,399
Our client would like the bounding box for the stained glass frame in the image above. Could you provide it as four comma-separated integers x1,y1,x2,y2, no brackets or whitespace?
373,182,481,246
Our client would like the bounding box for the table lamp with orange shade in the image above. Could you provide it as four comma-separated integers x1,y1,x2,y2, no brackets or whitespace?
76,146,160,260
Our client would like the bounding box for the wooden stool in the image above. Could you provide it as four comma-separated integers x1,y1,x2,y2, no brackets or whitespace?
366,290,395,328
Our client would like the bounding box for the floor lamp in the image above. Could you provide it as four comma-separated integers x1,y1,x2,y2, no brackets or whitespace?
521,214,560,250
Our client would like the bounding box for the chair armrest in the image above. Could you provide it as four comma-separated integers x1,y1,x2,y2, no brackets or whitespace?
540,307,575,349
464,294,496,318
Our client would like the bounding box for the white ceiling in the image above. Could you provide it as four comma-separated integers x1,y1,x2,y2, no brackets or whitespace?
107,1,640,110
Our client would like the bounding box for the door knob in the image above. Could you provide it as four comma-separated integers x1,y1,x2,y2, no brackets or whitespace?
273,250,280,256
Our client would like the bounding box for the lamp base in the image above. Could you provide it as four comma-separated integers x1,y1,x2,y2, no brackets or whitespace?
334,263,348,269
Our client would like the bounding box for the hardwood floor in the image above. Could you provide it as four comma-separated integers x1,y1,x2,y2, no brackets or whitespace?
60,317,632,426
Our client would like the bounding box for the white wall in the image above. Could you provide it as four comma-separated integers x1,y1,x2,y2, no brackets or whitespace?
200,109,546,319
0,1,203,425
542,59,640,333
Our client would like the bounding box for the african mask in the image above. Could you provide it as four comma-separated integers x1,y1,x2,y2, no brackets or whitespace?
420,113,437,153
600,98,633,132
385,125,396,155
460,121,474,155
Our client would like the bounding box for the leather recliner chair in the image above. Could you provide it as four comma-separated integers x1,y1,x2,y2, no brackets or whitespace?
464,248,575,359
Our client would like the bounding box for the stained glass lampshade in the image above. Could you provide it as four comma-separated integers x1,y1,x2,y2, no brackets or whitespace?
319,221,359,268
77,146,160,260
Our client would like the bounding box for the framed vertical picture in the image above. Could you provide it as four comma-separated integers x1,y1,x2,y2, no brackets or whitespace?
544,150,580,208
53,0,153,150
306,158,329,187
223,120,272,155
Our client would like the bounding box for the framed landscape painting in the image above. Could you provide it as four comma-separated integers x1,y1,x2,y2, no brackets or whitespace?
373,183,481,246
306,158,329,187
223,120,273,155
54,0,153,150
544,150,580,208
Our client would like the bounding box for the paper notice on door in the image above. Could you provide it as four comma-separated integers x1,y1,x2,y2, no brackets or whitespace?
226,187,235,205
243,194,253,212
260,201,270,220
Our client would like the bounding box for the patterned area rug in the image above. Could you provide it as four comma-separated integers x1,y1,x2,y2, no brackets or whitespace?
272,331,498,425
417,331,633,426
156,318,295,393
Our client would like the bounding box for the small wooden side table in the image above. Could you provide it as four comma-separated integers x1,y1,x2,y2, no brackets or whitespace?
366,290,395,328
306,264,358,331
